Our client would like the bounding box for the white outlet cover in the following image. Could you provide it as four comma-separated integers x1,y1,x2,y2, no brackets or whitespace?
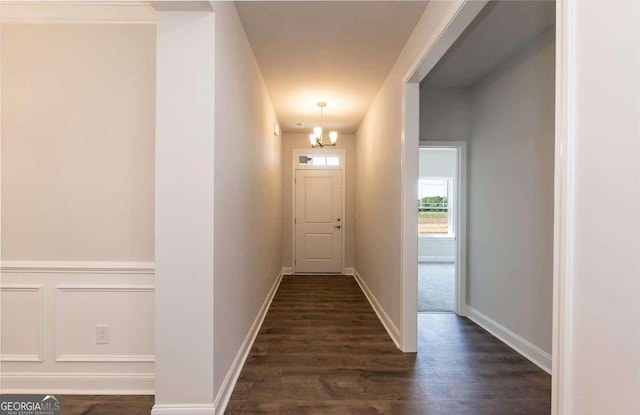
96,325,110,344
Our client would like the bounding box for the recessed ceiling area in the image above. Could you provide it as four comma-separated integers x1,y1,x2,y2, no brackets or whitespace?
422,0,555,88
236,1,428,133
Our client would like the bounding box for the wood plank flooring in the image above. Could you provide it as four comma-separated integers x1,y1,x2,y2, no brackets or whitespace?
226,275,551,414
59,274,550,414
60,395,154,414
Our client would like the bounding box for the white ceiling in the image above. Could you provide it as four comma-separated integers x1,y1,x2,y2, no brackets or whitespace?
422,1,555,88
236,1,428,133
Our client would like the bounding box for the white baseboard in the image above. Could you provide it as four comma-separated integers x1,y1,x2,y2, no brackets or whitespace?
0,372,154,394
344,267,355,276
151,404,215,415
352,269,401,350
466,306,552,374
418,256,455,263
212,268,285,415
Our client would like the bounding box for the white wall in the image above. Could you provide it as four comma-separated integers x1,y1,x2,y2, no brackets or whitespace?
419,148,457,178
154,9,215,409
281,133,355,269
418,237,455,261
212,1,282,406
356,0,467,330
466,29,555,356
1,23,155,261
1,19,155,393
566,1,640,413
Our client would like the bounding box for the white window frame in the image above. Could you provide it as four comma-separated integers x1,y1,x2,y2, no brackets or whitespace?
293,148,344,170
418,176,455,237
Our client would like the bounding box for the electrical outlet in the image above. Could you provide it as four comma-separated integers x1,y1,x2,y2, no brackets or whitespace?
96,325,110,344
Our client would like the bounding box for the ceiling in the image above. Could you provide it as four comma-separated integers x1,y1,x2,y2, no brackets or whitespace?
422,0,555,88
236,1,428,133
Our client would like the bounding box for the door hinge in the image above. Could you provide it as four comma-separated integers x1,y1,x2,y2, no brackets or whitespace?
294,218,297,224
294,259,296,265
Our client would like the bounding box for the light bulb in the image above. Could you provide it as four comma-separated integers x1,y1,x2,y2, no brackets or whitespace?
329,131,338,144
313,127,322,139
309,133,316,146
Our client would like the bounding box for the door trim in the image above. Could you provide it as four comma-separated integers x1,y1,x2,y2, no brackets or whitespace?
551,2,575,413
419,142,467,317
292,148,346,275
399,0,488,354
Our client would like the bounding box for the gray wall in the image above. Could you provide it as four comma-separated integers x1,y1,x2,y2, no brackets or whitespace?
468,30,555,354
420,29,555,354
420,86,471,143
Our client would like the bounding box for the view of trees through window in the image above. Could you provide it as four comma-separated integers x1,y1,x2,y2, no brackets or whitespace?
418,178,450,234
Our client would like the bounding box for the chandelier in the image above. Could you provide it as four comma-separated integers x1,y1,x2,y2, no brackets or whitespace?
309,102,338,148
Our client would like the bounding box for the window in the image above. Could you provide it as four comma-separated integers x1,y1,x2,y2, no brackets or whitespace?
418,177,453,235
326,156,340,166
298,155,341,167
311,156,327,166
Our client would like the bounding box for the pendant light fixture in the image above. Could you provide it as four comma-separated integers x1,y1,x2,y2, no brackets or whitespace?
309,102,338,148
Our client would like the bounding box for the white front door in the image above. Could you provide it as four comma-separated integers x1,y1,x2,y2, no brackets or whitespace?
295,169,343,273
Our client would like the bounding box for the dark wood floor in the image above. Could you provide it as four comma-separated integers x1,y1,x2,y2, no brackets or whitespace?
60,275,551,414
226,275,551,414
60,395,154,414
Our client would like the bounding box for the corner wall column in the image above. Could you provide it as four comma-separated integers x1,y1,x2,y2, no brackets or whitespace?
154,8,215,414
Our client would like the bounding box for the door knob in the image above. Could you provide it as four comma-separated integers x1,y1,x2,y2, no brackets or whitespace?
334,225,341,229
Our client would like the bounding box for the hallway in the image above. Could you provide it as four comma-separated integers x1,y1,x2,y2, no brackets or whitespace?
226,275,551,414
3,1,638,413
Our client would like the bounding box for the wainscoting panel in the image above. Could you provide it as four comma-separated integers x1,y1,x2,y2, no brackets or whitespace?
56,285,154,362
0,261,155,394
1,285,44,362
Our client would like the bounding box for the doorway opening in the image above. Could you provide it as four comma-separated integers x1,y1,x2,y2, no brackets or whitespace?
402,2,557,395
418,146,466,314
